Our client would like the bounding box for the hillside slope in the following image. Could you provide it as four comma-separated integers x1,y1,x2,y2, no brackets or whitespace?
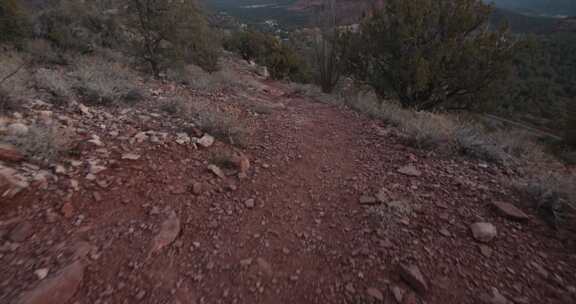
1,56,575,304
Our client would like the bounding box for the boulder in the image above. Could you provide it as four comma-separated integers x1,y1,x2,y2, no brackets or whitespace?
470,222,497,243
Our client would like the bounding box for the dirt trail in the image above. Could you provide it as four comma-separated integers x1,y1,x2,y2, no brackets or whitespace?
1,77,575,304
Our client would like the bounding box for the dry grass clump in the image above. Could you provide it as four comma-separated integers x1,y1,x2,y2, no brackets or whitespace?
4,123,69,163
333,89,547,165
71,56,141,105
189,103,249,147
167,61,260,92
33,68,73,104
195,109,248,147
0,51,30,114
513,173,576,230
160,96,187,115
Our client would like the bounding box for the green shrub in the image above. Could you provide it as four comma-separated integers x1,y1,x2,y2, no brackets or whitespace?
224,30,310,82
0,0,30,43
341,0,521,110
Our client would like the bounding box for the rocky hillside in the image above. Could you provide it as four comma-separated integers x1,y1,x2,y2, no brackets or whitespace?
1,51,576,304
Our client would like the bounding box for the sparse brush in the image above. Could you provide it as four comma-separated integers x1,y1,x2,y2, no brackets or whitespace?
401,112,457,149
209,150,237,169
33,68,73,104
0,88,21,114
71,57,138,106
190,104,248,147
167,63,253,91
4,124,68,164
0,52,30,113
455,127,510,164
160,97,187,115
513,174,576,230
25,39,65,65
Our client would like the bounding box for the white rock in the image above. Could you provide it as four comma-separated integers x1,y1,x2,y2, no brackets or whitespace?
134,132,149,143
78,104,91,116
88,135,104,147
470,222,497,243
122,153,141,160
175,133,191,145
34,268,49,280
197,134,215,148
7,123,29,136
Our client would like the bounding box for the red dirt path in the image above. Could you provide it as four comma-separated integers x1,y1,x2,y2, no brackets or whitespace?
1,78,575,304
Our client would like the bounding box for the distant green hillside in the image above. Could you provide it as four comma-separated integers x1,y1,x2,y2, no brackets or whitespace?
489,0,576,17
204,0,309,28
491,8,557,33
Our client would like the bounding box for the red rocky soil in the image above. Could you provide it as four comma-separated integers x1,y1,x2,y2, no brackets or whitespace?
1,65,575,304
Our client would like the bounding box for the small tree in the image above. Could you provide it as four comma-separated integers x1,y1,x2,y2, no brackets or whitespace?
343,0,519,110
0,0,30,43
124,0,219,77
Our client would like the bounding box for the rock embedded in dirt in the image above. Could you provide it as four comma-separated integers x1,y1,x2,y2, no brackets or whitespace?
376,188,392,203
366,287,384,301
207,164,225,179
256,257,273,277
402,292,418,304
175,133,191,145
192,182,204,195
0,167,29,198
121,153,141,160
397,165,422,177
359,195,378,205
491,201,530,221
9,221,34,242
151,210,181,253
17,260,84,304
232,153,251,174
61,202,74,218
244,199,255,209
0,143,25,162
34,268,49,280
479,245,493,258
391,285,405,303
88,135,104,147
399,264,428,294
197,134,215,148
470,222,497,243
483,287,510,304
